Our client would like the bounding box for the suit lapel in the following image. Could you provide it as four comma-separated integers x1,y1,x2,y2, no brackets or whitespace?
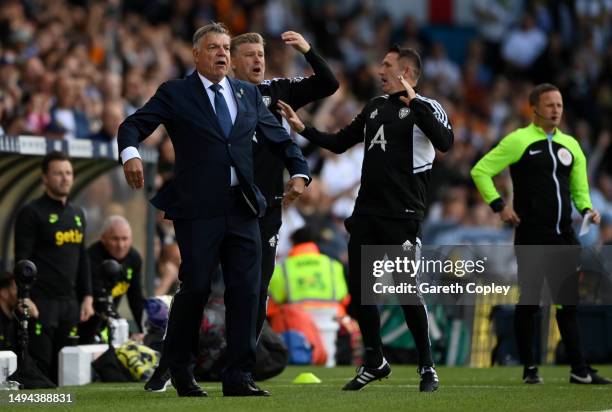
227,77,246,141
187,72,226,141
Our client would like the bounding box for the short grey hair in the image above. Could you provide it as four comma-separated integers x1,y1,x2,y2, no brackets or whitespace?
192,22,230,48
100,215,131,237
230,32,265,55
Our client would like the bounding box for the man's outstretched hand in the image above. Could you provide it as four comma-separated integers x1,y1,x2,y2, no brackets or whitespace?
277,100,305,133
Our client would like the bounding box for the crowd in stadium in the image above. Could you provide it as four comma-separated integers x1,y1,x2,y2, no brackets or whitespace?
1,1,610,260
1,0,612,372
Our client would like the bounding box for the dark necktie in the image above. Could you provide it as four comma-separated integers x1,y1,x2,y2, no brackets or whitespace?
209,83,233,138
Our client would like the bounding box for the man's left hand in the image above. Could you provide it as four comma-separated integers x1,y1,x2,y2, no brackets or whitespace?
587,208,601,225
398,75,417,106
281,31,310,54
22,298,39,318
283,177,307,206
80,295,94,322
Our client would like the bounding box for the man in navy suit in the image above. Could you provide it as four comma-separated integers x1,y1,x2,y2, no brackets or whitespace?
117,22,310,397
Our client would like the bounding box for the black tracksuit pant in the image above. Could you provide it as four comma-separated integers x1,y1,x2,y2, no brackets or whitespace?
514,228,586,371
345,214,433,368
255,208,282,339
28,298,79,383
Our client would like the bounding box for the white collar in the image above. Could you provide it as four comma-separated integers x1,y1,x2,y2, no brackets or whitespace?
197,72,231,92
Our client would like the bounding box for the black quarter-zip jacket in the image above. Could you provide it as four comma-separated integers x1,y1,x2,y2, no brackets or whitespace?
300,91,454,220
14,194,91,301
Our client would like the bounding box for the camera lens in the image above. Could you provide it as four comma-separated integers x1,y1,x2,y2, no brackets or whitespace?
14,260,37,286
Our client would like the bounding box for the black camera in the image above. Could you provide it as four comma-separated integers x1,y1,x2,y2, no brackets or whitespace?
11,260,37,365
14,260,37,324
14,260,37,296
94,259,122,320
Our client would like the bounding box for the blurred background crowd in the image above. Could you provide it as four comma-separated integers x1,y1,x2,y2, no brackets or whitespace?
1,0,612,293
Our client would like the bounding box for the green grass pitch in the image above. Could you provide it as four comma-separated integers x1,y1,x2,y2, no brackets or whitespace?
3,366,612,411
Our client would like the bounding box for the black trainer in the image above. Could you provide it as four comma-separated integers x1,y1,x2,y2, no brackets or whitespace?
570,367,612,385
144,367,171,392
523,366,543,384
342,359,392,390
419,366,439,392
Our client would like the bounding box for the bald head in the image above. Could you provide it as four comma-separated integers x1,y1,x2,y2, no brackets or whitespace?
100,215,132,260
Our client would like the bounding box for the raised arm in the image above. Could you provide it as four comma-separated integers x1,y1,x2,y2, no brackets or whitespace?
399,76,453,152
410,98,453,152
280,31,339,109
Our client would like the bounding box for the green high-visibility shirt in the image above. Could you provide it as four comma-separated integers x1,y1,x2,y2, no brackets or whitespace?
269,253,347,304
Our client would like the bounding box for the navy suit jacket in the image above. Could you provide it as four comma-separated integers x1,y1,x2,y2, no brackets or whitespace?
117,72,310,219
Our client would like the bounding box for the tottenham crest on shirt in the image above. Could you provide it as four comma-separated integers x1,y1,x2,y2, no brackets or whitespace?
370,108,378,119
399,107,410,119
